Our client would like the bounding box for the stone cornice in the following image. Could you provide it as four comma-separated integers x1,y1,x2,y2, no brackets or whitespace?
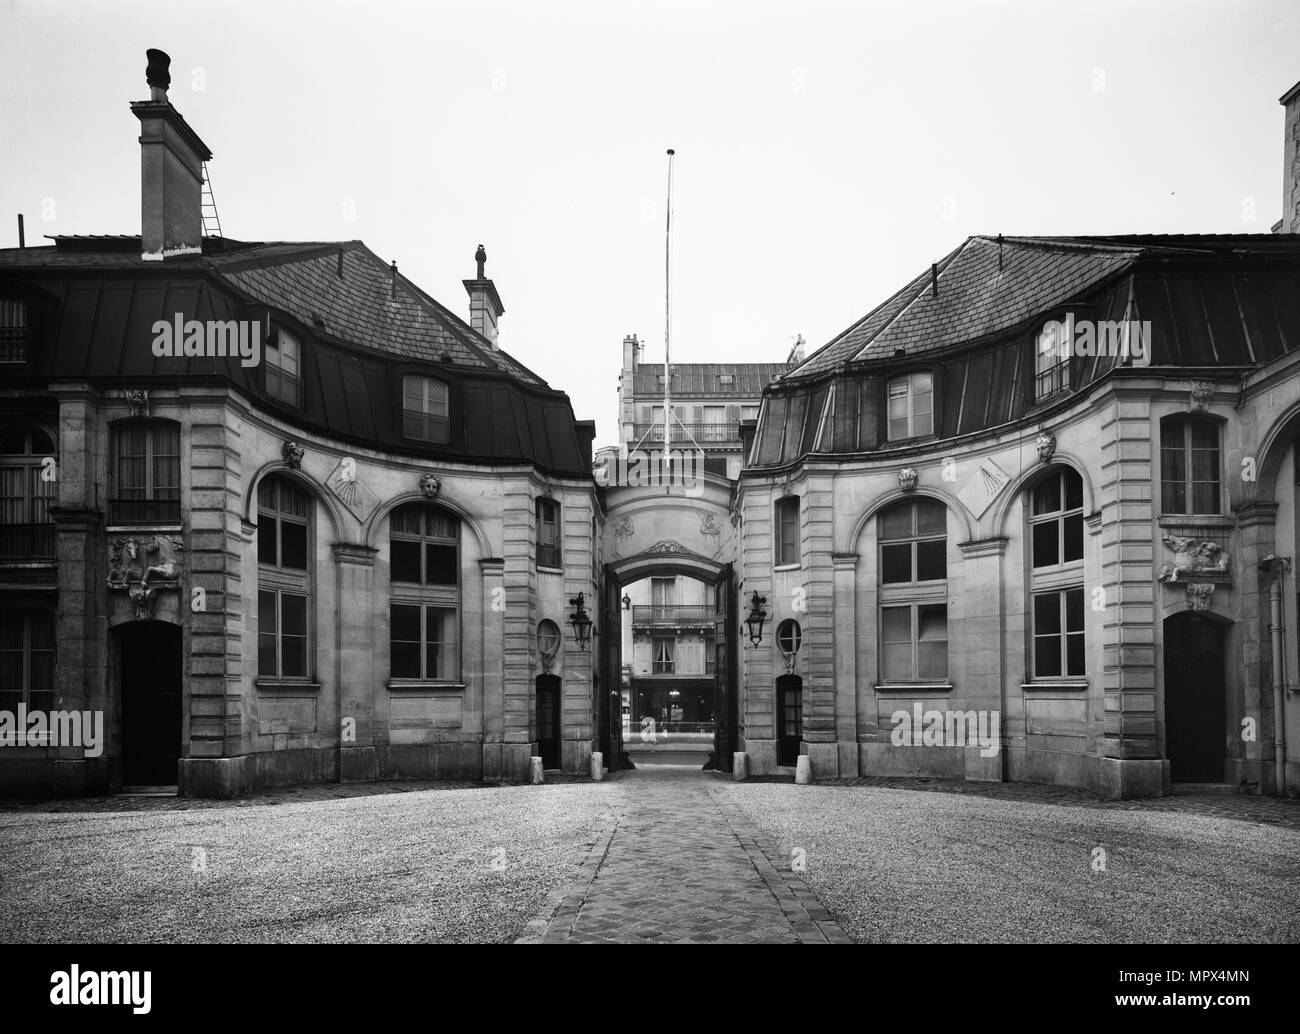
957,536,1009,558
1233,500,1280,529
331,542,380,565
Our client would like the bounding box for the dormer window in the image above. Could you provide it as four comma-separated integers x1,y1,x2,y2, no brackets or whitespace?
886,372,933,441
402,375,450,444
1034,321,1071,401
0,299,28,363
266,326,303,407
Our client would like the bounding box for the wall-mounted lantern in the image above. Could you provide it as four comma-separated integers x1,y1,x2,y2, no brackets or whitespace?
568,592,594,650
744,591,768,647
621,593,632,611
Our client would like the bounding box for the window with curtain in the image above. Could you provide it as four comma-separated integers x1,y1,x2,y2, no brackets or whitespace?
257,476,313,680
0,298,29,363
536,498,561,568
775,496,800,566
0,427,56,560
402,375,450,444
266,326,303,407
1161,417,1221,515
110,420,181,524
389,503,460,682
0,608,55,714
886,372,933,440
653,636,675,674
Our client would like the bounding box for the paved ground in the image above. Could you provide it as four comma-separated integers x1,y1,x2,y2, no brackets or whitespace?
3,770,1298,943
516,765,849,943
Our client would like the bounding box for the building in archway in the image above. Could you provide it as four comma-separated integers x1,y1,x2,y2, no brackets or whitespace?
738,222,1300,796
0,51,603,796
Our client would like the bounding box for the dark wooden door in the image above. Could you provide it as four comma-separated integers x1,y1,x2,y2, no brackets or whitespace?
1163,613,1226,782
776,674,803,767
120,622,183,786
536,674,561,770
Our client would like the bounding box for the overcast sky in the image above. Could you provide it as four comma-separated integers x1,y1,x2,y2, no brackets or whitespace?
2,0,1298,446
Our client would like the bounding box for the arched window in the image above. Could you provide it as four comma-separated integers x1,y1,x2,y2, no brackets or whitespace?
1160,416,1220,515
1028,467,1085,678
257,476,313,680
389,504,460,682
878,498,948,683
0,426,56,561
110,419,180,524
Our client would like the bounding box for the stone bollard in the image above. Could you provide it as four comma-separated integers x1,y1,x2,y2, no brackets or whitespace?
529,756,544,784
795,755,812,785
733,752,747,780
590,752,604,781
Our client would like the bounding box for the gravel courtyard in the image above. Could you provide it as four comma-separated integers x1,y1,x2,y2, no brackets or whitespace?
2,774,1297,943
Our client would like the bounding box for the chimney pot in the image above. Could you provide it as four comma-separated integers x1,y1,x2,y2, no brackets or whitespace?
463,245,504,350
145,48,171,101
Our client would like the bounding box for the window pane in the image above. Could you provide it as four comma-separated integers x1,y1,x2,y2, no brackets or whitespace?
391,603,420,643
1032,475,1059,516
1063,514,1083,562
1065,588,1084,632
281,593,308,637
1034,592,1061,635
280,521,308,570
425,543,457,585
879,505,912,540
391,642,420,679
1162,479,1186,514
917,605,947,679
881,543,913,584
888,417,909,441
391,539,422,583
882,644,911,681
913,411,933,437
258,590,278,675
1189,421,1217,450
1035,636,1062,677
1191,480,1219,514
1063,469,1083,510
916,539,946,581
882,606,911,679
1032,521,1059,567
426,607,457,680
915,501,945,536
258,518,279,566
881,606,911,642
1066,632,1085,676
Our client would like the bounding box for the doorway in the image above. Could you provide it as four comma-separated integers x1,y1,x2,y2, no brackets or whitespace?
536,674,561,770
118,621,183,786
776,674,803,767
1163,613,1227,782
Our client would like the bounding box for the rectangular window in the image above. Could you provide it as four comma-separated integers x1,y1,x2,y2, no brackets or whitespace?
886,372,933,441
1033,587,1085,677
266,327,303,407
0,298,29,363
775,496,800,566
1161,419,1221,515
391,603,459,680
881,604,947,682
536,498,561,568
1034,323,1071,400
0,608,55,714
653,636,675,674
741,405,759,421
402,375,450,444
258,589,309,679
111,422,181,524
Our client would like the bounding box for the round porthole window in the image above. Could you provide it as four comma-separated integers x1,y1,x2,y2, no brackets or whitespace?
776,619,802,655
537,619,561,660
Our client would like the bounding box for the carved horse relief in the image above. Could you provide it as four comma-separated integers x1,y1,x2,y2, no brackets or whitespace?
107,535,185,619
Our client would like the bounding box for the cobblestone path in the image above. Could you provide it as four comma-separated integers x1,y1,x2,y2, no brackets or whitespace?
515,765,850,944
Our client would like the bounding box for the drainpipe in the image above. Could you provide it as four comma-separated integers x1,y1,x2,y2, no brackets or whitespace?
1260,556,1292,795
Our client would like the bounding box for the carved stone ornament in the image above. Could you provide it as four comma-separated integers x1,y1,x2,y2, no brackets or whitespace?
282,441,305,470
897,467,918,492
700,513,720,536
106,535,185,620
1035,431,1057,463
419,473,442,498
125,388,149,416
1185,583,1216,612
1158,534,1231,583
615,516,634,538
1190,381,1214,410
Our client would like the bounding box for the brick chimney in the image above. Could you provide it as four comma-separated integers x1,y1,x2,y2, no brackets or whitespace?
130,49,212,261
1281,79,1300,233
463,244,505,349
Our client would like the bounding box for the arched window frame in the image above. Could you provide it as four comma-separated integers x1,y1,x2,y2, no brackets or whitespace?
256,475,315,683
388,503,461,684
877,497,949,685
1026,466,1086,681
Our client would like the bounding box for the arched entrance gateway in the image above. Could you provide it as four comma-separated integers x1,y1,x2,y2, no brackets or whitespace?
598,477,739,772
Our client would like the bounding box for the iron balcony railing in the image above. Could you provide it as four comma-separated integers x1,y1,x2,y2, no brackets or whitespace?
632,604,715,627
109,498,182,525
630,422,740,445
0,523,56,560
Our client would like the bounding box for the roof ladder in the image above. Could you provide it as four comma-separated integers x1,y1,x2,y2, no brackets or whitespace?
200,161,224,240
